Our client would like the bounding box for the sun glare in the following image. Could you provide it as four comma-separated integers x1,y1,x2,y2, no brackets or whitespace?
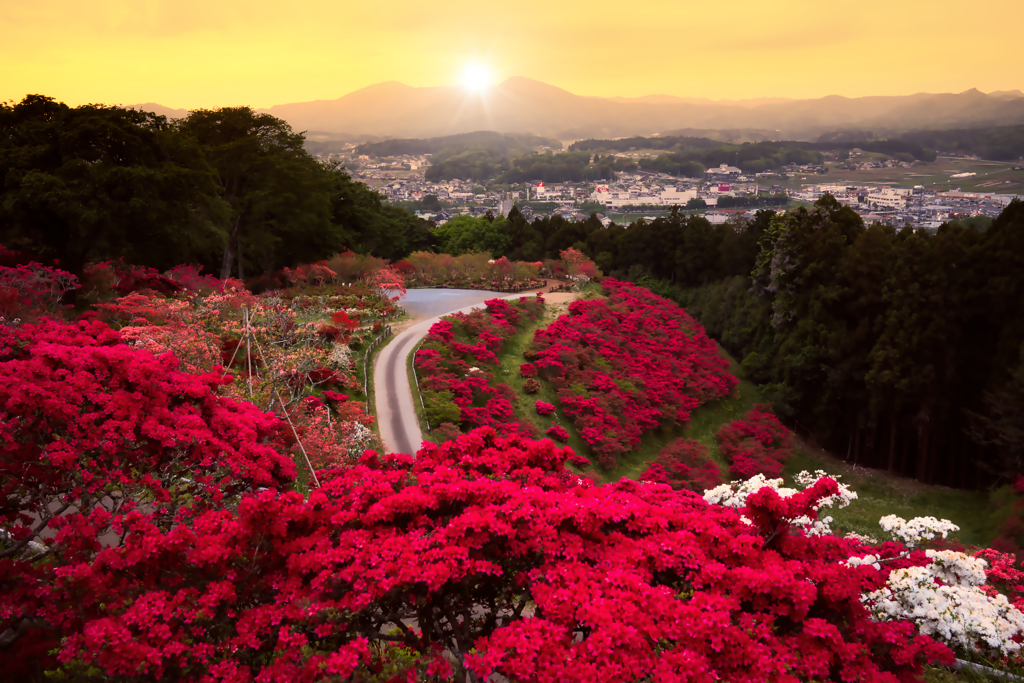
460,63,492,92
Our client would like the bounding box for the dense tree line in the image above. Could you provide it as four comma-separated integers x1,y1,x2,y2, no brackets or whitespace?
429,199,1024,490
501,151,636,183
0,96,435,279
424,148,510,182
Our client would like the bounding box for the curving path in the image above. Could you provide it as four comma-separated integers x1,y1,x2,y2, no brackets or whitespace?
374,289,523,455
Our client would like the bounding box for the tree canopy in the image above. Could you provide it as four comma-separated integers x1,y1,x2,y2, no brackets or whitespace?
0,96,435,279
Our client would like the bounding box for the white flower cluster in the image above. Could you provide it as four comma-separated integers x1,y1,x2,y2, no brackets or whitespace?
845,554,883,571
345,421,378,457
926,549,989,587
703,473,796,509
703,470,857,537
878,515,960,548
844,531,879,544
330,342,351,367
789,514,835,537
864,555,1024,656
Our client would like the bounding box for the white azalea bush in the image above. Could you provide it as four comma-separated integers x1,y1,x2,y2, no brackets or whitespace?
864,553,1024,657
704,470,1024,661
879,514,961,548
704,470,857,536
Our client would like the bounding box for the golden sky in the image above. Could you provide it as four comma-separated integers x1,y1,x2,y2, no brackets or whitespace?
3,0,1021,109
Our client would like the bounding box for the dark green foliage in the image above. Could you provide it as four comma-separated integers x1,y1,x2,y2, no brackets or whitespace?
0,96,433,278
178,106,337,279
0,95,227,275
432,215,512,257
424,148,509,182
501,151,635,183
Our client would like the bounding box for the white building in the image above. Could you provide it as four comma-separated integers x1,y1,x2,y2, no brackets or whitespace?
866,187,911,209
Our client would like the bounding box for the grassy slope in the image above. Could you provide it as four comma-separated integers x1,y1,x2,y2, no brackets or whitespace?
494,290,597,459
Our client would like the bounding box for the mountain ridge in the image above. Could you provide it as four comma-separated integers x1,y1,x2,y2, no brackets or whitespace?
125,78,1024,141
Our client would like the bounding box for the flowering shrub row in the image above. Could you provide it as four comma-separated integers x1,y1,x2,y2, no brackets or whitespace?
639,438,724,493
716,404,796,479
416,296,545,437
3,427,954,681
528,279,738,468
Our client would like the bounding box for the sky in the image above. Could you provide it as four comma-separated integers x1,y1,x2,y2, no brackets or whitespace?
2,0,1022,110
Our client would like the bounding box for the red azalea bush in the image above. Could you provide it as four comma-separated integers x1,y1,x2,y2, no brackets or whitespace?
0,257,79,322
2,427,953,681
716,404,795,479
520,362,538,377
535,401,556,416
528,279,738,468
640,438,724,493
0,318,298,675
976,548,1024,609
546,425,570,442
414,296,544,436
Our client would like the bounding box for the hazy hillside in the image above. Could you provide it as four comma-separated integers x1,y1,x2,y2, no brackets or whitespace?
128,80,1024,141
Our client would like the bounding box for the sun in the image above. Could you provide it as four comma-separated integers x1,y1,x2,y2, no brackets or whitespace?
460,63,492,92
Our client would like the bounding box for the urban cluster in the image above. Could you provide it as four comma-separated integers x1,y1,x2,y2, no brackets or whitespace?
319,150,1021,230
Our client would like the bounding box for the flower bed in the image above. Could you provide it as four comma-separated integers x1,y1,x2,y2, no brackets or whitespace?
528,279,738,468
716,404,795,479
414,295,545,436
639,438,724,492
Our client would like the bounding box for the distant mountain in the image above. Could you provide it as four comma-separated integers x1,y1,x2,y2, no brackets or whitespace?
989,90,1024,101
608,94,796,108
124,103,190,119
133,81,1024,141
